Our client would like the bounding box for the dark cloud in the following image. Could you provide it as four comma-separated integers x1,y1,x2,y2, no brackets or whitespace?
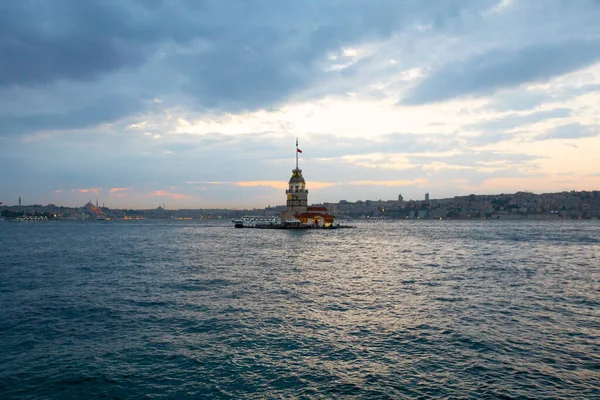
0,95,145,136
533,123,598,141
0,0,202,87
172,0,496,111
401,41,600,105
1,0,594,136
0,0,498,129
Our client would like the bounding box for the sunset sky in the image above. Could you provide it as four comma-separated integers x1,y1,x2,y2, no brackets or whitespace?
1,0,599,208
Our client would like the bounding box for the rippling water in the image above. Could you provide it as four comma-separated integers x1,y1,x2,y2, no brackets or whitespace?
1,220,599,399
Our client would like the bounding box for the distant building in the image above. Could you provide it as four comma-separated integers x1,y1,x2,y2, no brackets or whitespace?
18,196,21,206
398,194,404,202
425,193,430,202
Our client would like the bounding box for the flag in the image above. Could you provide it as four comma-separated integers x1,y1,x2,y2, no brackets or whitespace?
297,148,302,153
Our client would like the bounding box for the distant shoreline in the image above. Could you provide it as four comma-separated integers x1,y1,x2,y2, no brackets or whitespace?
1,189,599,221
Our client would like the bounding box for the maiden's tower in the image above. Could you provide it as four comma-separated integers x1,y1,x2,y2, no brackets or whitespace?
281,139,335,228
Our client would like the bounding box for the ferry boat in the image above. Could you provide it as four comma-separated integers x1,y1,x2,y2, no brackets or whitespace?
364,216,391,221
9,215,48,222
233,215,282,228
232,215,313,229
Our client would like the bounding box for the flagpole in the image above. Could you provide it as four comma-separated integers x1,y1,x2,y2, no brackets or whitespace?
296,137,298,170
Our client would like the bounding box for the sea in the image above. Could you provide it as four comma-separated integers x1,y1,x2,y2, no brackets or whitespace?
0,220,599,399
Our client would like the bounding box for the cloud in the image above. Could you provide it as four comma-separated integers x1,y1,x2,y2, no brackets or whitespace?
236,180,338,189
485,90,552,112
186,181,227,185
0,1,199,87
566,83,600,97
1,0,596,138
1,1,600,207
76,188,103,194
409,151,539,167
234,181,288,190
460,175,600,194
533,123,599,141
0,95,144,136
469,108,572,131
349,179,429,187
300,132,461,158
484,83,600,113
147,190,194,200
187,180,338,190
109,187,130,193
401,41,600,105
0,0,502,136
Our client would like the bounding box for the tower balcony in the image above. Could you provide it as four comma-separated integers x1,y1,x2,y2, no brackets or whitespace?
286,189,308,194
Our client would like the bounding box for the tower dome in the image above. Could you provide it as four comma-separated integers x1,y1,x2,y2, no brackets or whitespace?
289,168,305,185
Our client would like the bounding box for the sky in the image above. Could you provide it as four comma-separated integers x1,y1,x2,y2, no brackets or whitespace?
1,0,599,209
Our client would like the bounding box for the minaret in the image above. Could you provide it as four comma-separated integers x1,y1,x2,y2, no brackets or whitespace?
283,138,308,220
18,196,21,206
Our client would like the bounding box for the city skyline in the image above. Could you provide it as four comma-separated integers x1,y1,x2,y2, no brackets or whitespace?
1,1,599,208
